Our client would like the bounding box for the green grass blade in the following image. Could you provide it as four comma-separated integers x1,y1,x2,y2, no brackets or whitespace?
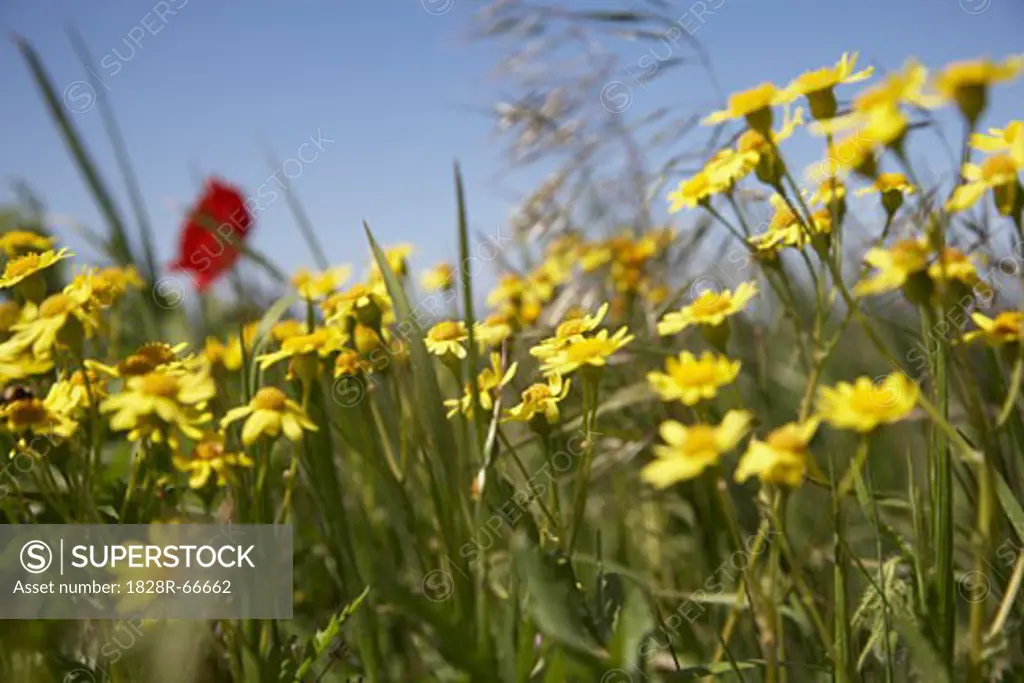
13,35,135,267
66,25,159,286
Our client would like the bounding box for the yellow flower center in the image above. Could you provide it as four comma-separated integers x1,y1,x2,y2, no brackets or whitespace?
992,313,1024,337
39,294,74,318
194,439,225,461
252,387,288,411
335,351,362,376
6,399,48,429
139,373,181,398
564,337,611,364
429,321,465,341
849,385,900,416
119,355,158,378
684,425,719,455
691,292,733,318
137,343,177,367
523,384,553,404
981,154,1017,182
670,361,720,387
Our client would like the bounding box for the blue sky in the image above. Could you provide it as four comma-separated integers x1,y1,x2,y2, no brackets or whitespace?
1,0,1021,297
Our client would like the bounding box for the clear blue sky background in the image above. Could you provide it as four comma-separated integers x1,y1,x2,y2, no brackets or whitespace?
1,0,1021,297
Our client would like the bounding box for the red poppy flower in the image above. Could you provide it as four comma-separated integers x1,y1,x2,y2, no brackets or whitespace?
171,178,252,291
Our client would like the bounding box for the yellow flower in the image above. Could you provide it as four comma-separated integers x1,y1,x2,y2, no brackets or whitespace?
44,368,108,416
221,386,318,446
271,319,307,343
647,351,741,406
172,432,253,489
1,289,98,360
322,281,390,326
963,311,1024,346
68,266,143,306
657,282,756,335
93,341,191,379
856,172,915,214
1,397,77,441
504,374,571,424
488,274,527,305
0,247,72,290
642,411,752,488
425,320,468,360
334,349,366,377
203,336,243,372
291,266,352,300
256,326,347,371
444,353,518,418
369,243,414,281
538,327,633,377
735,104,805,184
933,55,1024,123
530,303,610,360
971,120,1024,154
817,372,919,433
784,52,874,120
735,419,819,487
0,231,55,257
100,368,215,444
853,237,931,297
474,314,513,350
703,82,787,134
928,247,985,292
809,177,847,206
946,153,1022,215
422,262,456,291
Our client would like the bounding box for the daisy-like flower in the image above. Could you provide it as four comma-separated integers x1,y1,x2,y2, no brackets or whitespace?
817,372,919,433
735,418,819,488
642,411,753,488
928,247,987,295
0,231,55,257
1,396,78,442
538,326,634,377
172,432,253,489
369,243,414,281
703,82,788,135
784,52,874,120
735,105,805,185
647,351,741,406
474,314,513,350
809,177,847,206
67,266,144,307
255,326,347,372
100,368,216,444
933,55,1024,124
946,153,1022,216
44,368,108,416
271,319,307,343
856,172,915,215
504,374,571,425
853,237,931,297
530,303,610,360
322,281,390,327
444,353,518,418
422,262,456,291
425,320,469,360
200,323,260,373
91,341,191,379
221,386,318,446
657,283,757,335
971,120,1024,154
488,273,528,306
0,247,72,291
963,311,1024,346
0,289,98,360
291,266,352,301
334,349,366,377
